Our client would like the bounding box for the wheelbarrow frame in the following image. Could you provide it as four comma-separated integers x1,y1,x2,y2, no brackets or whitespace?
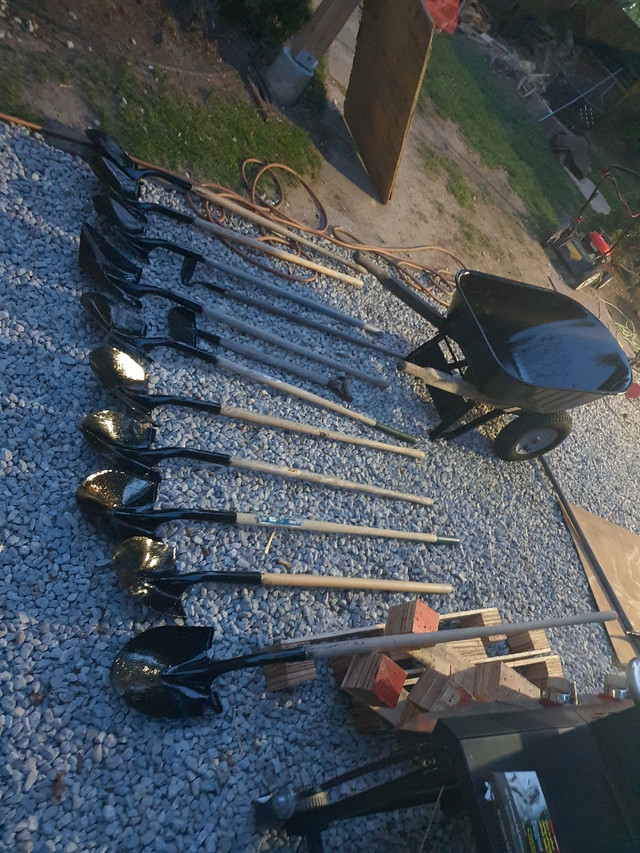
357,255,631,460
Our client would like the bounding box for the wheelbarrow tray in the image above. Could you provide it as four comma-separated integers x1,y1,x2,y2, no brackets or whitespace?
446,271,631,414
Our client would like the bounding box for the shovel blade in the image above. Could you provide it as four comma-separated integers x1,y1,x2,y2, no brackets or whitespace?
111,626,216,718
112,536,176,585
88,346,150,392
167,306,198,347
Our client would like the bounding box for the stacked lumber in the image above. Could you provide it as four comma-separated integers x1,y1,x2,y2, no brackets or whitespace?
261,599,565,732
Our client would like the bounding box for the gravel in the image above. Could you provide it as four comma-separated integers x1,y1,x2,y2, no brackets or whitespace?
1,121,639,852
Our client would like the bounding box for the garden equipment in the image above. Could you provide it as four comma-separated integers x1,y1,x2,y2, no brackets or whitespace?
166,304,389,389
80,290,353,401
90,183,363,287
110,611,614,717
83,292,416,440
110,535,453,616
83,215,401,357
87,346,424,459
80,409,433,505
542,164,640,291
76,468,460,544
358,254,631,461
84,129,367,277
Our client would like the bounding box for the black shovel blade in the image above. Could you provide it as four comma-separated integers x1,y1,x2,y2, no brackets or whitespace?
86,128,136,168
76,469,157,536
89,346,150,392
81,292,147,338
79,222,142,279
80,410,156,451
111,536,186,616
93,193,146,236
111,626,217,718
90,154,140,201
167,306,198,348
112,536,176,588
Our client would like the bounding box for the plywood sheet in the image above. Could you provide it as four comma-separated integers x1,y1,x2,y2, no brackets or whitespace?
562,504,640,665
344,0,434,203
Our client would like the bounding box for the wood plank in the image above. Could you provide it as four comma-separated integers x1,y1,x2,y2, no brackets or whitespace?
474,661,541,706
290,0,362,60
562,503,639,665
343,0,434,203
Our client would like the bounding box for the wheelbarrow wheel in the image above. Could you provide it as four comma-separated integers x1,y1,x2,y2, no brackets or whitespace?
493,412,572,462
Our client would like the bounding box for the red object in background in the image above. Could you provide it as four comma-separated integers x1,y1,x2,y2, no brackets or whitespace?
587,230,612,256
422,0,460,34
625,382,640,399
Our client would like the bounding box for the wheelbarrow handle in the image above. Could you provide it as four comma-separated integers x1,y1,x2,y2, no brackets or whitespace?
355,252,447,331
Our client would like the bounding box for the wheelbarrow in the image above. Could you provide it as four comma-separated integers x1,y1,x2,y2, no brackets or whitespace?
357,256,632,461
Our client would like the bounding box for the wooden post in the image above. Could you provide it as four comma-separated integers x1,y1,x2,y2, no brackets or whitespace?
290,0,362,62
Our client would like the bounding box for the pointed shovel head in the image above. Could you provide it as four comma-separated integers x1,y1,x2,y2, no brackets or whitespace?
111,537,188,616
90,154,140,201
80,410,156,451
111,536,176,589
111,626,217,718
93,193,146,236
76,469,157,537
79,222,142,279
86,128,136,168
89,346,150,393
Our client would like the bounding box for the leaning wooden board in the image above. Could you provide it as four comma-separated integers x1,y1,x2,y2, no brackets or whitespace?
562,503,640,664
343,0,434,203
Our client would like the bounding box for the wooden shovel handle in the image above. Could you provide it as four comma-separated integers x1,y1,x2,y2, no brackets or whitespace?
192,184,367,278
196,217,363,287
230,456,433,505
261,574,452,594
219,405,425,459
235,513,457,544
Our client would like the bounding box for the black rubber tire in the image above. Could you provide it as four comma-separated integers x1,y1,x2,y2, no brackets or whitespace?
493,412,572,462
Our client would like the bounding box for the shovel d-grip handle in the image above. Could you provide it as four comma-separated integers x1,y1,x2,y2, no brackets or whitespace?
123,234,204,266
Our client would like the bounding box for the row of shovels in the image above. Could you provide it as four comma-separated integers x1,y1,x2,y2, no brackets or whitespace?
74,129,463,717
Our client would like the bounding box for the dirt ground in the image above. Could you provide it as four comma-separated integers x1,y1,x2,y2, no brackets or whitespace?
3,0,638,357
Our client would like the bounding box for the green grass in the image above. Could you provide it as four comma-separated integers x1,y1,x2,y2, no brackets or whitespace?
27,52,75,86
0,53,40,122
419,144,475,208
419,33,583,234
83,63,321,189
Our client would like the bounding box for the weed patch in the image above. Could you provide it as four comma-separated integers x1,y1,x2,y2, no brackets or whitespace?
418,144,475,208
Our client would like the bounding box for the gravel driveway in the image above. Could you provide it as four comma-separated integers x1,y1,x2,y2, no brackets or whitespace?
1,123,638,853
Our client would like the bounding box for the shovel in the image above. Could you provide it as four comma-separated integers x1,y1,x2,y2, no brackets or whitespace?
85,129,367,277
80,290,353,401
87,347,424,459
111,611,616,717
75,469,460,544
166,304,389,390
92,185,364,288
82,221,395,350
80,410,434,506
111,536,453,617
82,296,418,442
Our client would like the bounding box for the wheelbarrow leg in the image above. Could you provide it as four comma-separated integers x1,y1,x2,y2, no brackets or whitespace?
405,334,474,436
